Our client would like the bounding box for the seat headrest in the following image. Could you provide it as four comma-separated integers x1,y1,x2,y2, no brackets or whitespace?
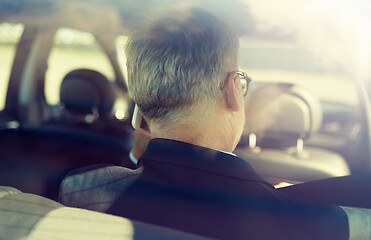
60,69,115,116
243,83,322,147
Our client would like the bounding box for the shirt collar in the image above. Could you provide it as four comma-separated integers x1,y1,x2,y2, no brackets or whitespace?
140,138,272,186
219,149,237,157
132,146,236,166
129,151,138,165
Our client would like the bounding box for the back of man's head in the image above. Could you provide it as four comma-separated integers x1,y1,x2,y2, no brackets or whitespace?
126,8,239,126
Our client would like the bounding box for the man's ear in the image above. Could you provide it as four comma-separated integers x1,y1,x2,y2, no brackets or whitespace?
223,72,240,111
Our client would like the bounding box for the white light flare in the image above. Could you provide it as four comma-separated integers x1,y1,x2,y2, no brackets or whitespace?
115,110,126,120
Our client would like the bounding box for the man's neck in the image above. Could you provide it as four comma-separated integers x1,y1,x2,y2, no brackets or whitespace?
150,117,237,153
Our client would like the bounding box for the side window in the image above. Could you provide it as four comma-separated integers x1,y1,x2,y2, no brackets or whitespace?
116,35,128,84
45,28,115,105
0,23,24,111
114,35,131,120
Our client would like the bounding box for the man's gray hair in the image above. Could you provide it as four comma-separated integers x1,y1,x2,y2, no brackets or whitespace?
126,8,239,121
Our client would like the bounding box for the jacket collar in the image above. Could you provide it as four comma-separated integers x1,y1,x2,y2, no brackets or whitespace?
140,138,273,187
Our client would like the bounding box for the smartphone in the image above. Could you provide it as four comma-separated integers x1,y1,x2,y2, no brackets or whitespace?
132,105,150,134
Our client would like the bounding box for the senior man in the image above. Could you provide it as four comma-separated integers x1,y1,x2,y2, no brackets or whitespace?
60,8,371,240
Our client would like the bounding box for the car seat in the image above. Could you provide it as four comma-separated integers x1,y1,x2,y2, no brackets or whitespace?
10,69,133,200
0,186,210,240
234,83,350,184
59,68,115,125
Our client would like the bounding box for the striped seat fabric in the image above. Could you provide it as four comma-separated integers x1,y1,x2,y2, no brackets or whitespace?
0,186,210,240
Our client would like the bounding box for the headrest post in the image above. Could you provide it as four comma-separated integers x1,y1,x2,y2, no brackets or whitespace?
296,138,304,154
249,133,257,149
248,133,261,153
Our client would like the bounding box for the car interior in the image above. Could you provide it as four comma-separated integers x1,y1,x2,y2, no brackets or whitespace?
1,0,371,239
235,82,350,184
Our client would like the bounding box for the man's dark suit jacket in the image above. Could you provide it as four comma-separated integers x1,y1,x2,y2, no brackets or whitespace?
60,138,349,240
120,152,138,170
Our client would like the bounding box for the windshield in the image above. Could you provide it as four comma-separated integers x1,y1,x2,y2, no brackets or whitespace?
239,37,357,106
239,0,371,106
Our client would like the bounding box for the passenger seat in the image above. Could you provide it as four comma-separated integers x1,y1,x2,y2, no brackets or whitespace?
234,83,350,184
